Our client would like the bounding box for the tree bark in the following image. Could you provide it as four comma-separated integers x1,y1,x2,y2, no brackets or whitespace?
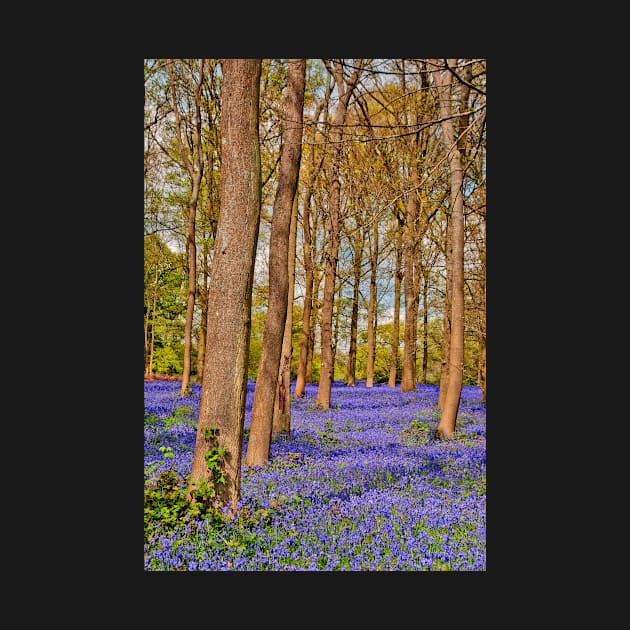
245,59,305,467
433,59,466,440
294,190,313,398
294,80,330,398
273,194,299,436
388,220,403,388
344,229,364,386
400,182,421,392
316,59,362,409
366,221,378,387
437,214,453,409
167,59,205,397
421,269,429,384
187,58,262,514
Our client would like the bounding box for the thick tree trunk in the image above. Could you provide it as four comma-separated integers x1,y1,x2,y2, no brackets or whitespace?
433,59,466,440
196,238,209,383
187,58,262,514
245,59,305,467
273,195,299,436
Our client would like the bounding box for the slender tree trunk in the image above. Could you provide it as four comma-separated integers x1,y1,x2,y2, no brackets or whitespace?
294,83,330,398
421,270,429,384
316,206,340,407
345,232,364,386
366,222,378,387
181,197,198,394
294,191,314,398
316,59,362,410
478,333,486,401
167,59,205,397
437,216,453,409
196,153,217,383
146,265,159,376
273,194,299,436
400,183,420,392
388,225,403,388
433,59,466,440
331,275,342,374
307,269,321,383
245,59,305,467
187,58,262,514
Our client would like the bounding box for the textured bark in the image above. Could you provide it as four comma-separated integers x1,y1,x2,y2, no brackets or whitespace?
316,60,362,409
365,222,378,387
273,196,299,436
433,59,466,440
187,59,261,513
245,59,305,467
196,236,209,382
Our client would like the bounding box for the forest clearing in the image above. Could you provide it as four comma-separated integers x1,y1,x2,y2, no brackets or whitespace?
144,379,486,570
145,59,486,571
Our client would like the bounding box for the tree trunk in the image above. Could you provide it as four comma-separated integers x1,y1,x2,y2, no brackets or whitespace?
421,270,429,384
167,59,205,397
307,269,321,383
437,214,453,409
145,265,159,376
294,191,314,398
400,185,420,392
245,59,305,467
273,194,299,436
196,150,218,383
187,58,262,514
344,231,364,386
366,221,378,387
388,223,403,388
478,332,486,401
294,82,330,398
433,59,466,440
196,236,209,383
316,59,362,410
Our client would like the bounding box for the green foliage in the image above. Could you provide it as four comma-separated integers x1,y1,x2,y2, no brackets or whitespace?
144,470,226,544
144,426,229,544
153,344,184,376
401,420,434,446
317,418,339,450
164,405,195,428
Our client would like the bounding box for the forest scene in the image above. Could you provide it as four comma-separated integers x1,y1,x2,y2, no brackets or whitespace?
144,58,486,571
